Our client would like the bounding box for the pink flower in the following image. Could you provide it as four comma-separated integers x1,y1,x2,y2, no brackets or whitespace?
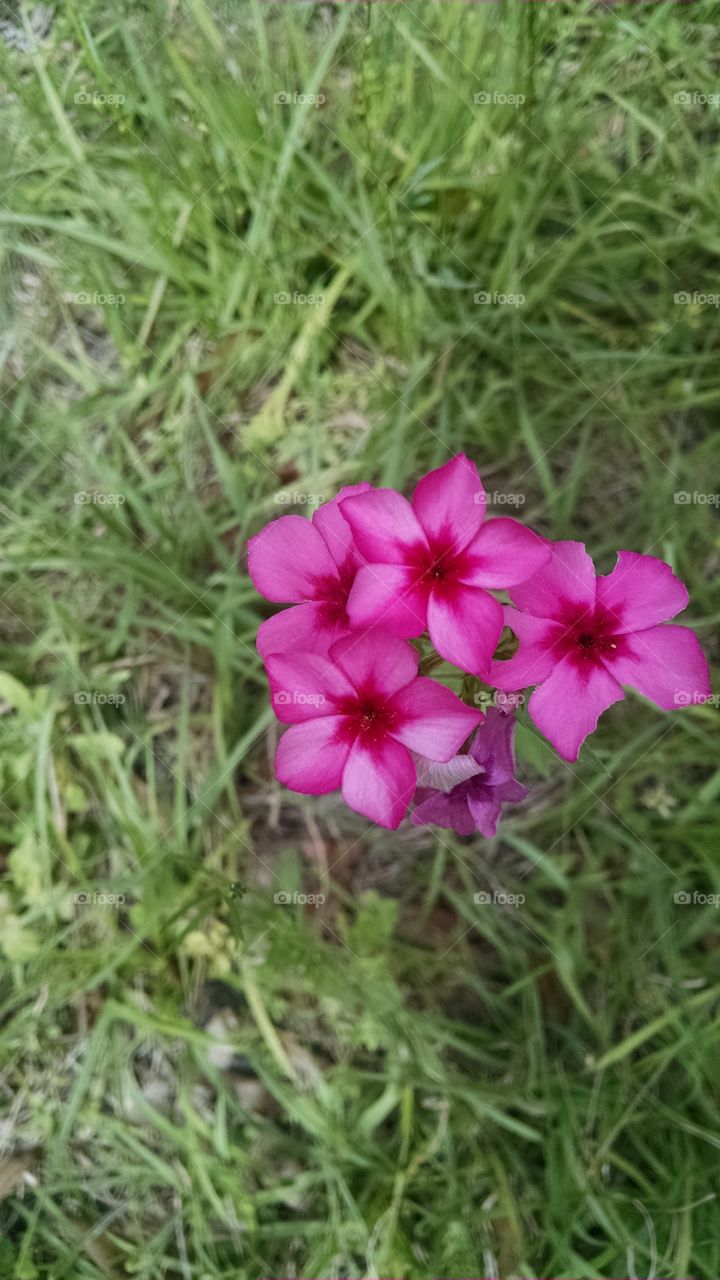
411,707,528,836
265,632,482,829
247,484,371,658
489,542,711,761
340,455,550,676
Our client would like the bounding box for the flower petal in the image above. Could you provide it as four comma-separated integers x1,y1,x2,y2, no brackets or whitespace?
329,632,418,699
601,623,711,710
411,453,485,553
411,789,476,836
412,752,485,792
468,706,518,782
465,788,505,838
488,607,563,691
510,540,596,621
528,655,624,761
257,602,348,659
275,718,350,795
460,518,550,589
340,489,428,564
388,676,483,760
345,563,430,638
312,483,371,574
248,515,338,603
265,652,354,723
596,551,689,633
427,584,504,677
492,778,529,805
341,736,416,829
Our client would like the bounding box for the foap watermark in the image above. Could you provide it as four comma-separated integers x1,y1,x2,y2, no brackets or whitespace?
474,889,525,907
273,690,326,709
67,291,125,306
474,91,525,107
74,491,125,506
674,491,720,507
473,690,525,711
74,691,126,706
274,891,325,906
474,290,525,307
73,890,126,907
74,91,126,107
674,890,720,907
274,291,325,306
482,491,526,507
674,291,720,307
274,491,326,505
274,91,325,108
673,691,719,708
674,91,720,108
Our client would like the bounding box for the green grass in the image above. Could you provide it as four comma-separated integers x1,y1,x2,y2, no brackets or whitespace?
1,1,719,1276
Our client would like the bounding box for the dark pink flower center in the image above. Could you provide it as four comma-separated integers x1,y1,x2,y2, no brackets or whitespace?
336,691,399,745
408,539,471,591
555,602,625,664
314,568,355,623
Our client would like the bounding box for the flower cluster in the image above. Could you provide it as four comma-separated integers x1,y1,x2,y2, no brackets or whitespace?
249,455,710,831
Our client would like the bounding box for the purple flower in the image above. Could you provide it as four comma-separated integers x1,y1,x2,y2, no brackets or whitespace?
410,707,528,837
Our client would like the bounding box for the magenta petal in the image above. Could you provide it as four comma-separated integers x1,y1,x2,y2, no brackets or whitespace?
596,551,689,633
461,518,550,589
602,623,711,710
465,791,504,838
275,718,350,794
511,540,596,621
489,607,562,691
427,585,504,677
341,736,416,829
528,656,624,761
265,652,354,723
312,483,371,574
345,563,430,638
248,515,338,603
329,632,418,699
411,789,476,836
469,706,518,781
340,489,428,564
257,602,347,659
492,778,529,805
389,677,482,760
411,453,485,553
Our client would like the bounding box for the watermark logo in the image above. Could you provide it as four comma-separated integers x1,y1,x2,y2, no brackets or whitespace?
74,491,125,506
474,889,525,907
474,91,525,107
674,890,720,907
673,691,719,707
68,291,125,306
673,491,720,507
274,291,325,306
73,890,126,907
473,690,525,711
674,91,720,107
274,91,325,108
674,291,720,307
474,290,525,307
74,91,125,106
74,691,126,706
274,891,325,906
274,491,326,505
479,490,526,507
273,690,326,708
